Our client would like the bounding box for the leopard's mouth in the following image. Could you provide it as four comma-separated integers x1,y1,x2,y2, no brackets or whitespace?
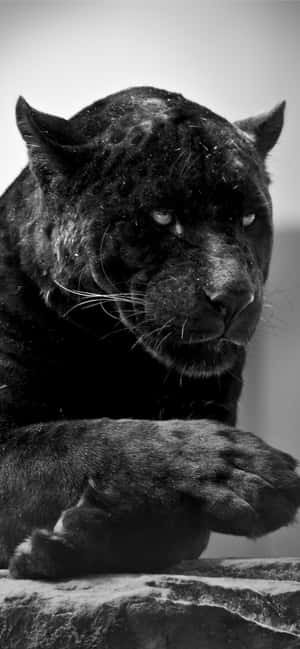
141,334,242,377
117,305,246,376
115,284,260,376
164,334,244,369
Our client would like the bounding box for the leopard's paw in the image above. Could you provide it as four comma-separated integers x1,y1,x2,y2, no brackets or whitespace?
9,529,78,580
181,428,300,537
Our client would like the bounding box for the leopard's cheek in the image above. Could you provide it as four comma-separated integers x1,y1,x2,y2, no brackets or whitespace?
117,242,155,271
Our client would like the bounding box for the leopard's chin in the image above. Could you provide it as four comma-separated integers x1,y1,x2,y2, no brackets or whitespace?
142,337,244,378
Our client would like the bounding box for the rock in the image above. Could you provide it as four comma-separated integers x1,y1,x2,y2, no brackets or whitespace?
171,556,300,581
1,559,300,648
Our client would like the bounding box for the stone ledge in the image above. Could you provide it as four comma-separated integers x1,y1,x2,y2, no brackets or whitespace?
1,559,300,648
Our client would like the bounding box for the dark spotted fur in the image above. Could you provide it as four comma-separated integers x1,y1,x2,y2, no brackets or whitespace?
0,86,299,579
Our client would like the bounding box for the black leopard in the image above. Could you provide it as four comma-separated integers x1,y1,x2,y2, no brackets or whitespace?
0,86,299,579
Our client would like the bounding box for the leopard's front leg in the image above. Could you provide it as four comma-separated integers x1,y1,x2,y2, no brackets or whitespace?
8,418,300,579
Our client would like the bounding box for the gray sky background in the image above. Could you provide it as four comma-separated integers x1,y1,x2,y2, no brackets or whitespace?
0,0,299,225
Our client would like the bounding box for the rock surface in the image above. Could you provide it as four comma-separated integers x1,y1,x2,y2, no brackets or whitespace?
1,559,300,648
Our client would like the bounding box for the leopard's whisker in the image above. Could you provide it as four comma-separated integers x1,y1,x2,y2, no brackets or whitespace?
62,294,144,318
97,326,128,343
99,225,115,290
99,301,120,321
130,318,173,352
63,298,102,317
55,279,145,303
181,318,188,340
155,330,172,354
130,325,164,352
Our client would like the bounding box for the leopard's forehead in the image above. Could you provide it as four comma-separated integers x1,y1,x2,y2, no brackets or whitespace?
133,96,170,133
101,93,233,152
74,87,264,193
101,94,172,145
74,87,245,156
137,96,169,112
76,88,215,141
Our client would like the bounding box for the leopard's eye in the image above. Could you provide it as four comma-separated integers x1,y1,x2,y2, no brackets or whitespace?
152,211,173,226
242,213,256,228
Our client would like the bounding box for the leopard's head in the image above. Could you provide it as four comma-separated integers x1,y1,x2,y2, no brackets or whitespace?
16,87,285,377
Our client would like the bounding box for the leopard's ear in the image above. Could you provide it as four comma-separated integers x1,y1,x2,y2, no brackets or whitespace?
16,97,92,182
235,101,286,158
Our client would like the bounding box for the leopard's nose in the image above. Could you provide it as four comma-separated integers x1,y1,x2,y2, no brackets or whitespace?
203,287,255,325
